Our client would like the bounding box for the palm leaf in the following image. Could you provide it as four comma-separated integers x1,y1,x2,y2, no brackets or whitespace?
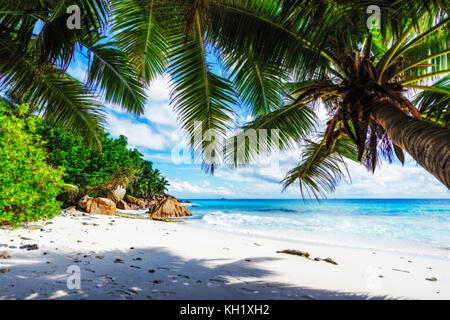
0,35,104,147
167,11,235,173
111,0,167,82
413,76,450,127
226,101,317,167
84,40,146,114
282,136,358,199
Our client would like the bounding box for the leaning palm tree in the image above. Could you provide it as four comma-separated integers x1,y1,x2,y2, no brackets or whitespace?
209,1,450,196
114,0,448,195
186,0,448,196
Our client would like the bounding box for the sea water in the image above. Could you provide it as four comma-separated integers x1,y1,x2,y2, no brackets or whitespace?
184,199,450,260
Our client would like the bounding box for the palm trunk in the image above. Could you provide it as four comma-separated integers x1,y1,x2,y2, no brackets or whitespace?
372,102,450,188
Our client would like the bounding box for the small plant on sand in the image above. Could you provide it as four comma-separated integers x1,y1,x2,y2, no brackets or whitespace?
0,107,63,227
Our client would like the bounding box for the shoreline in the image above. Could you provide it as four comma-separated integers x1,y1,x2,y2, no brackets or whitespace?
0,211,449,300
188,219,450,262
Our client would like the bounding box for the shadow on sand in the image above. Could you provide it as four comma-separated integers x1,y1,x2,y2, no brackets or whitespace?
0,247,399,300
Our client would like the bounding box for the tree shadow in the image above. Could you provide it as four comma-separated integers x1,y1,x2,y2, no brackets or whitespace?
0,246,399,300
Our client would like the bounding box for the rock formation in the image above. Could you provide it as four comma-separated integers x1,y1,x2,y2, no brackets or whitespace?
148,196,192,219
116,200,131,210
86,197,116,215
107,185,126,203
78,195,92,210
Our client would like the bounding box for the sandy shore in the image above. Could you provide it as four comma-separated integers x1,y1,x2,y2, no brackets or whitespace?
0,210,448,300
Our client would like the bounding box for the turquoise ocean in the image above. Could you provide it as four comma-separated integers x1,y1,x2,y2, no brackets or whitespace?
182,199,450,259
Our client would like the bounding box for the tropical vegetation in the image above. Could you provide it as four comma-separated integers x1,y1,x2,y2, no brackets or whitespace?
0,1,448,199
40,125,169,202
0,102,169,225
0,106,63,227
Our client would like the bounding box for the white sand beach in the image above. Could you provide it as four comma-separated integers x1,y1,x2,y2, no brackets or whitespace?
0,210,448,300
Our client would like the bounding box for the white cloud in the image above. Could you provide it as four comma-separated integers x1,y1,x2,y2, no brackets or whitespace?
168,178,235,196
146,75,172,102
333,157,450,198
106,113,167,150
213,148,450,199
143,101,178,127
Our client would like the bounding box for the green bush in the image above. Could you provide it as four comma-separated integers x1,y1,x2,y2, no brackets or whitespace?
39,125,169,201
0,110,63,227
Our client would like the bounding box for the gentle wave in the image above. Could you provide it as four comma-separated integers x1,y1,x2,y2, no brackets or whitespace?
197,208,450,259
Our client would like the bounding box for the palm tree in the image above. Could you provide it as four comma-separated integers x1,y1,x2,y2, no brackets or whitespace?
211,1,450,196
2,1,449,196
108,1,449,195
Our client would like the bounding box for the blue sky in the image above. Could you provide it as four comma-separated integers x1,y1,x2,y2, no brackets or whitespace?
68,54,450,200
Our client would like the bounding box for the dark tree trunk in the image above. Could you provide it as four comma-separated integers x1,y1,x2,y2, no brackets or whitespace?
373,102,450,188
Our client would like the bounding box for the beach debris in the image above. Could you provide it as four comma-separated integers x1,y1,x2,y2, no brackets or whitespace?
322,258,338,265
129,265,141,269
277,249,310,258
245,259,252,262
426,277,438,282
20,244,38,251
0,268,11,274
148,269,156,273
314,257,321,261
153,280,162,284
113,258,124,263
178,274,190,279
0,251,11,259
392,268,410,273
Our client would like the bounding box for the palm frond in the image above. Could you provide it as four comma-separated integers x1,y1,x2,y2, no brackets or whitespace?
282,136,358,199
84,40,146,115
167,13,235,174
222,46,286,116
413,76,450,127
0,35,104,147
111,0,168,82
226,101,317,167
